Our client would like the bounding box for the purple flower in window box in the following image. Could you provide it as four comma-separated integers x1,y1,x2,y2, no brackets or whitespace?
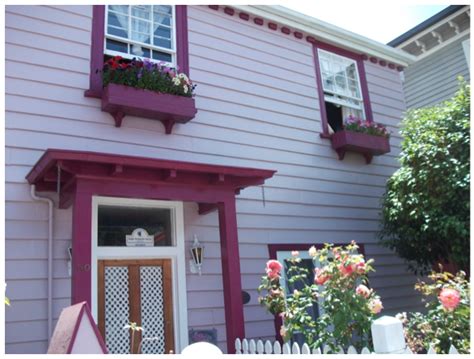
100,56,197,134
330,116,391,164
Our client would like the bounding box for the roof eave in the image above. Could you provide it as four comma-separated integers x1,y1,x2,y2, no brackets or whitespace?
233,5,416,66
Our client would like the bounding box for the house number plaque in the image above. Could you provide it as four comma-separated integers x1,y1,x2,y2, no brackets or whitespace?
126,228,154,247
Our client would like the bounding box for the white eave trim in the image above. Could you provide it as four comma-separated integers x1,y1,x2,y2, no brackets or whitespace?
232,5,416,66
416,28,470,61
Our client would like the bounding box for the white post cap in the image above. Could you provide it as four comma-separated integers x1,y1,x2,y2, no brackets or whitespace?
371,315,406,354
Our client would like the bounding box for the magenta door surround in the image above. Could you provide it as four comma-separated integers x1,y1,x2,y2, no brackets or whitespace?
26,149,276,353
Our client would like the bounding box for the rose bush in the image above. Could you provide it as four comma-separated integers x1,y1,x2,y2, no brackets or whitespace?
257,241,382,352
396,268,470,354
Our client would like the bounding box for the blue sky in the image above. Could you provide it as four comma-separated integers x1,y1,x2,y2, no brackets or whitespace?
282,2,449,44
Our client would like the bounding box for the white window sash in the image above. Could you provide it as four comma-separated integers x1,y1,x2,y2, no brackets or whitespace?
104,5,177,66
323,94,364,111
318,49,364,103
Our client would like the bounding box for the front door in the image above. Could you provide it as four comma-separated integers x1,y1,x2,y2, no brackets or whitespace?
98,259,174,354
91,197,188,354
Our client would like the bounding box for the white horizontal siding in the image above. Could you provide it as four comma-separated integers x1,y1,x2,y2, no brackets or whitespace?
5,5,422,354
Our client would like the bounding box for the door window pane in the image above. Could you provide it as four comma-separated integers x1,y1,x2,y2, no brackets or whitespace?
98,205,173,247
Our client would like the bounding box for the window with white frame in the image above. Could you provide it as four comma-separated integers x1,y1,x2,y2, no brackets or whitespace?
276,250,323,320
105,5,176,65
318,49,365,133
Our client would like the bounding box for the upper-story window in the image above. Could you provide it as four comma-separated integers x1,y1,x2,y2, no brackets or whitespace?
318,49,365,129
313,42,373,136
105,5,176,65
86,5,189,98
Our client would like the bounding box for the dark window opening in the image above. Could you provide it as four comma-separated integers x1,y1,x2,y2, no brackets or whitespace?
98,205,172,247
325,100,344,133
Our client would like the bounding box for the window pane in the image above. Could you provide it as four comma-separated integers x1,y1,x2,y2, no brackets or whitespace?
154,14,171,27
108,12,128,32
154,37,172,49
132,19,150,32
132,5,151,20
106,38,128,53
320,59,330,72
154,26,171,40
108,26,128,39
109,5,129,15
152,50,172,63
154,5,172,15
141,48,151,58
132,32,151,44
98,205,173,247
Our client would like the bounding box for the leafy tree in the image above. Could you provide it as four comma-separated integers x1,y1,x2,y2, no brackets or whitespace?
380,80,470,275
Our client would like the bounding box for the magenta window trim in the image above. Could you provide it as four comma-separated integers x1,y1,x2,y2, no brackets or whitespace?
85,5,190,99
267,243,366,342
312,40,374,137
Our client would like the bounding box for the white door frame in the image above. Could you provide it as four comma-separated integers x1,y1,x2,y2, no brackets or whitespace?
91,196,189,352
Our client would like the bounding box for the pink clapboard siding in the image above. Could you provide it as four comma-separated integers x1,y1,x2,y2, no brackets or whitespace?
5,5,424,354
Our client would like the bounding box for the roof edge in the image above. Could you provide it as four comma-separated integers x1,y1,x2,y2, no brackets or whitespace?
232,5,416,66
387,5,466,47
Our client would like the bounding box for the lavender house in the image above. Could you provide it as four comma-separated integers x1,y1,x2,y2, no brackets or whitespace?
5,5,419,354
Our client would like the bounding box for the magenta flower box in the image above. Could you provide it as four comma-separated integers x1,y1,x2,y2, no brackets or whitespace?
101,84,197,134
331,130,390,164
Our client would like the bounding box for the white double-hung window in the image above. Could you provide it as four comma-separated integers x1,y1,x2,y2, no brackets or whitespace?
318,49,365,132
105,5,176,65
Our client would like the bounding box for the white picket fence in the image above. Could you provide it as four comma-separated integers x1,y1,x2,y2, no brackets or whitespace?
234,338,460,354
234,315,460,355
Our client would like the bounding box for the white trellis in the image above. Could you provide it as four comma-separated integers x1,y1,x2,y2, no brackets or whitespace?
234,316,460,355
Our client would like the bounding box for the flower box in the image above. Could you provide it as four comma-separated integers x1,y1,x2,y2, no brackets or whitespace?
331,130,390,164
101,83,197,134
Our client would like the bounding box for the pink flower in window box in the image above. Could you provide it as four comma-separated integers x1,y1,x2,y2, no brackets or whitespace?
100,57,197,134
331,116,391,164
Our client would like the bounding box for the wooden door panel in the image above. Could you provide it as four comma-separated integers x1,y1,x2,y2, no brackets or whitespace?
98,259,174,354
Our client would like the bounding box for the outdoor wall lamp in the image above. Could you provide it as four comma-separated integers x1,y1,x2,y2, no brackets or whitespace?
189,234,204,275
67,246,73,277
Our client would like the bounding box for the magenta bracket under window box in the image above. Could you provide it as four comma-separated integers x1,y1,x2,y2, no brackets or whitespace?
331,130,390,164
101,84,197,134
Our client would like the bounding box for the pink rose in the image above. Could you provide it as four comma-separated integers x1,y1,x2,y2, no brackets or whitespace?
356,284,371,298
266,260,283,279
438,288,461,311
280,326,287,338
314,267,330,285
339,262,354,277
291,250,299,257
355,258,366,274
369,297,383,314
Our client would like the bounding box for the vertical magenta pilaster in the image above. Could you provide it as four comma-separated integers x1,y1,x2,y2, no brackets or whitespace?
218,197,245,354
71,181,93,306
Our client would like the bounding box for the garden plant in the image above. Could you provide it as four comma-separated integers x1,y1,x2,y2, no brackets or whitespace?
396,268,470,354
380,81,470,275
258,241,382,352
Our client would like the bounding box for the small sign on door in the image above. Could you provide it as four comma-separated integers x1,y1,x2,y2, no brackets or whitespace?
126,228,154,247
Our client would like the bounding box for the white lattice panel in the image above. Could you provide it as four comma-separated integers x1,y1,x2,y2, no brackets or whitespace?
140,266,166,354
104,266,130,354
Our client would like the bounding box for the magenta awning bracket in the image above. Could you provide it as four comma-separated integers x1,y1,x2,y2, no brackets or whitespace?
26,149,276,353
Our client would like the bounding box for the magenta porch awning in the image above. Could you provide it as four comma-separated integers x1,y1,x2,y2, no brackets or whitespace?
26,149,276,353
